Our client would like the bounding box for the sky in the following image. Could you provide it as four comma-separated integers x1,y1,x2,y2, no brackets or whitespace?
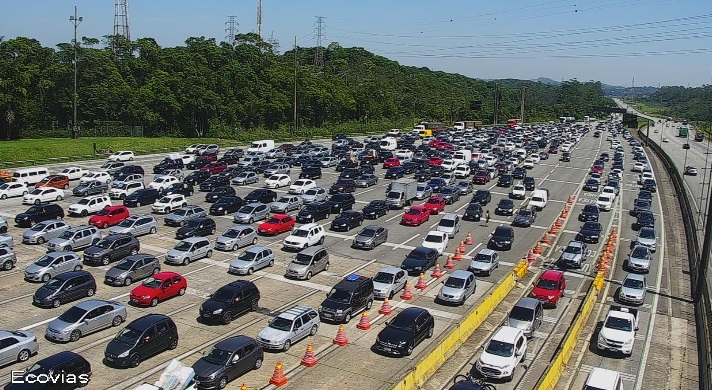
2,0,712,87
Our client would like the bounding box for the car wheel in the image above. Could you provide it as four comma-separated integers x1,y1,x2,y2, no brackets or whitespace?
129,354,141,368
178,287,186,296
247,267,254,275
206,250,213,258
80,210,88,217
86,288,95,297
318,236,325,245
305,271,312,280
427,325,434,338
251,298,259,311
222,311,233,324
268,259,274,267
2,260,13,270
324,262,330,271
34,199,40,205
101,256,110,266
183,257,190,266
370,242,375,250
52,299,61,308
42,273,51,282
57,196,63,201
252,237,257,245
17,349,30,363
248,217,254,224
150,297,159,307
343,312,352,323
405,342,414,356
152,267,160,275
254,357,263,370
366,299,373,309
135,201,142,207
210,228,216,235
310,324,319,336
389,290,395,299
69,329,82,342
0,194,5,200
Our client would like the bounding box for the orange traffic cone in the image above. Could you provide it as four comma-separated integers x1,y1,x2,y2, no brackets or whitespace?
269,362,288,386
400,283,414,300
555,218,563,228
333,325,349,346
357,311,371,330
527,249,536,262
379,298,393,315
549,224,559,235
465,232,473,245
542,233,551,245
458,241,466,253
415,273,428,290
611,227,618,239
431,263,443,278
453,247,463,261
301,344,318,367
568,195,574,204
444,255,455,269
533,242,543,255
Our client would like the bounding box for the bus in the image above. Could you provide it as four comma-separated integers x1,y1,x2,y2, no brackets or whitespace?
679,126,689,137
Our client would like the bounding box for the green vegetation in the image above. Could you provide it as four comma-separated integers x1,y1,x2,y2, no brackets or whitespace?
627,101,666,117
0,34,613,140
642,85,712,126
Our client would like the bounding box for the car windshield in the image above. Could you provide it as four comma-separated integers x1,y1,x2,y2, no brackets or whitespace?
174,209,188,216
583,205,598,212
95,239,112,249
118,219,136,227
565,245,582,254
583,223,599,230
640,229,655,239
632,246,649,258
210,287,234,303
58,306,87,323
29,189,43,195
444,277,465,288
30,223,48,231
536,279,558,290
77,198,91,205
305,189,319,195
96,208,110,216
373,272,394,284
327,288,352,303
406,209,421,215
276,197,292,203
185,219,201,228
114,183,128,189
604,316,633,332
115,326,142,344
239,206,255,214
269,317,294,332
202,347,232,365
142,277,162,288
417,185,428,192
499,200,513,207
518,210,532,217
43,278,63,290
474,253,492,262
407,249,428,260
425,234,443,243
35,255,55,266
359,228,377,238
624,278,644,289
24,363,50,375
439,219,455,227
114,258,137,271
294,253,313,265
173,241,193,251
485,339,515,357
509,306,534,321
238,251,257,261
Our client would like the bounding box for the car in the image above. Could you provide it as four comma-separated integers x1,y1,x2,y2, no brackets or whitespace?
579,204,600,222
256,305,320,352
46,225,101,252
475,326,528,381
256,214,294,236
199,280,260,324
89,205,130,229
244,189,277,204
104,314,178,368
227,246,275,276
207,196,243,216
489,226,515,250
191,336,264,389
286,246,329,280
462,202,483,222
529,270,566,307
230,171,259,186
683,143,690,149
184,170,211,185
685,166,698,176
362,199,389,219
509,184,526,200
421,230,449,255
401,205,430,226
79,171,112,185
372,267,406,299
123,188,160,208
0,182,29,199
497,174,513,187
577,221,602,244
355,174,379,187
261,174,290,189
619,273,647,305
300,187,328,204
166,237,213,265
22,187,65,205
596,193,614,211
329,179,357,194
151,194,187,214
0,329,39,366
496,198,515,216
35,175,70,190
468,248,500,276
283,223,325,251
438,186,461,204
328,193,356,213
436,213,460,239
299,166,323,179
24,251,82,283
147,175,179,193
83,233,140,266
636,210,655,229
642,178,657,192
108,214,157,237
175,217,216,239
584,179,600,192
415,184,434,200
632,198,651,216
164,205,207,227
58,166,88,181
455,180,473,196
374,307,434,356
14,203,65,227
104,254,160,286
33,270,96,308
68,194,112,217
383,158,401,169
5,351,91,388
512,207,536,227
558,240,587,269
470,190,491,206
330,210,364,232
199,175,231,192
288,179,317,195
22,220,71,245
352,225,388,250
108,150,135,162
423,196,447,215
627,244,653,273
400,246,439,275
296,202,331,224
129,271,186,307
45,299,127,342
437,270,476,305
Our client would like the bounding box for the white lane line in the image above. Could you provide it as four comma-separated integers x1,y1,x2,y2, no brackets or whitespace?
341,258,379,278
465,242,482,256
384,211,405,223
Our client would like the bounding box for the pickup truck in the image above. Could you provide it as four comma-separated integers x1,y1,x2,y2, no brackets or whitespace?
597,305,639,356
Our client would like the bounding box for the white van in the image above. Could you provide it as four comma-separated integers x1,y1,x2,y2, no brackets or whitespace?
379,137,397,151
12,167,50,186
247,140,275,153
584,368,624,390
452,150,472,165
530,189,549,210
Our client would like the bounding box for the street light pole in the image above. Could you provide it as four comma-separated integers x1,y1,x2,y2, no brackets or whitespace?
69,6,82,139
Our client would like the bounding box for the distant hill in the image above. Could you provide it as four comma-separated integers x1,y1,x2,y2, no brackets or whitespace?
534,77,561,86
601,84,658,98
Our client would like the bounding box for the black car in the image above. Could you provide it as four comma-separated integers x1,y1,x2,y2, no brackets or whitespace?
438,186,461,204
414,170,433,182
4,351,92,390
512,207,537,227
637,190,653,203
463,202,483,221
512,167,527,180
116,165,145,177
579,204,600,222
330,179,356,194
191,336,264,389
184,170,211,185
430,165,445,177
318,274,374,323
205,186,236,203
331,211,364,232
488,226,515,250
374,307,434,356
218,154,241,166
632,199,651,216
471,190,491,206
33,271,96,308
560,152,571,162
122,188,160,208
495,198,515,216
187,158,212,170
400,246,439,275
163,182,194,197
577,221,602,243
199,280,260,324
584,179,600,192
209,196,244,216
296,202,331,223
339,168,361,180
385,167,405,180
83,234,140,266
497,174,513,187
642,179,657,192
200,176,230,192
153,158,184,173
336,159,359,172
401,161,419,174
362,200,389,219
219,166,244,179
636,211,656,229
176,218,217,239
299,167,322,180
105,314,178,368
15,204,64,227
244,189,277,204
328,193,356,214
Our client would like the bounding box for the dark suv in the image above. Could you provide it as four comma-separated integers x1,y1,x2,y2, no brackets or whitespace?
184,170,211,185
176,217,217,239
15,204,65,227
296,202,331,223
299,167,322,179
4,351,92,390
152,158,183,174
83,234,140,266
191,336,264,390
244,189,277,204
199,176,230,192
123,188,160,207
104,314,178,368
328,193,356,214
199,280,261,324
163,182,194,197
318,274,374,323
329,179,356,194
33,270,97,308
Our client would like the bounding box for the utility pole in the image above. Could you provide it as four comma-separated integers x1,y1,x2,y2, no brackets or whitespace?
69,6,82,139
225,16,238,46
520,86,526,125
293,36,298,135
314,16,325,67
256,0,262,38
493,83,499,125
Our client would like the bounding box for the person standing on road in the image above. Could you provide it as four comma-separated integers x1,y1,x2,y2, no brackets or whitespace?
485,210,491,226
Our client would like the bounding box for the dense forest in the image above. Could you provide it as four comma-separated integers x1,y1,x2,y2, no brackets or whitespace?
642,85,712,123
0,33,613,139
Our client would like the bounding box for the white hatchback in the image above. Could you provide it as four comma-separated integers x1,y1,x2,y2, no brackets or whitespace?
108,151,135,162
264,174,292,189
23,188,65,205
421,231,449,255
0,182,28,199
289,179,317,195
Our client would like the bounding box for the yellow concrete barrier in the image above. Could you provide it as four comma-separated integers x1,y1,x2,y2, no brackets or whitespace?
391,270,519,390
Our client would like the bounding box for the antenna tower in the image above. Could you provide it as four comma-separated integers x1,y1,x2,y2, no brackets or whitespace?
256,0,262,38
113,0,130,41
314,16,325,67
225,16,238,46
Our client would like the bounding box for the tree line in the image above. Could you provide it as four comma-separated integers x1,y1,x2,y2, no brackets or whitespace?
642,85,712,125
0,33,613,139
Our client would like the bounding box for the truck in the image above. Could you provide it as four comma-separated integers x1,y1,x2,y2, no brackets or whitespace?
679,126,689,137
559,116,576,123
695,132,704,142
386,178,418,209
597,305,639,356
453,120,481,130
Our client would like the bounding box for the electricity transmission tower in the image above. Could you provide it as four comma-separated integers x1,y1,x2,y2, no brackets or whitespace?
267,31,280,54
256,0,262,38
113,0,130,41
225,16,238,46
314,16,325,67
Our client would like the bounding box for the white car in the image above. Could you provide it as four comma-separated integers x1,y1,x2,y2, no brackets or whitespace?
57,167,87,181
601,186,617,198
264,174,292,189
638,172,654,184
178,154,195,165
511,184,526,200
421,231,449,255
596,193,614,211
0,182,29,199
67,195,112,217
662,137,669,143
476,326,528,381
372,267,407,299
440,159,459,171
108,151,135,162
453,165,471,178
283,223,325,250
151,194,187,214
530,153,540,163
185,143,205,153
147,175,179,192
632,162,647,172
289,179,317,195
523,159,535,169
23,188,65,205
79,171,112,185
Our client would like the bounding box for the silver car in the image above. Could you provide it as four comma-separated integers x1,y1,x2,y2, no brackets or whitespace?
635,227,657,252
351,225,388,250
104,254,161,286
0,217,7,233
264,163,291,177
0,246,17,271
285,246,329,280
233,203,269,224
354,174,378,188
0,234,13,248
215,225,258,251
256,306,320,351
619,273,647,305
47,225,102,252
301,187,328,203
271,195,303,213
436,213,461,238
0,330,39,365
45,299,127,342
232,171,259,185
558,241,587,269
165,237,213,265
415,184,433,200
22,220,71,245
468,249,500,276
109,215,158,237
228,246,275,275
372,267,407,299
456,180,473,195
437,270,476,305
627,245,652,273
24,252,82,283
164,205,207,227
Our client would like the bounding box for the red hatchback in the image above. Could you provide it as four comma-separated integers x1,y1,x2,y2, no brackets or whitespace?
423,196,447,215
428,156,444,166
35,175,70,190
383,158,401,169
200,161,228,175
401,205,430,226
529,270,566,307
130,271,187,307
590,165,603,175
89,205,130,229
258,214,295,235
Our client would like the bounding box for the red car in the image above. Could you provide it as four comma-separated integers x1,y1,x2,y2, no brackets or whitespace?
35,175,70,189
383,158,401,169
423,196,446,215
89,205,130,229
548,146,559,154
590,166,603,175
428,156,444,166
529,270,566,307
429,140,444,148
130,271,187,307
401,205,430,226
202,152,218,162
258,214,295,235
435,143,454,151
200,161,228,175
473,170,490,184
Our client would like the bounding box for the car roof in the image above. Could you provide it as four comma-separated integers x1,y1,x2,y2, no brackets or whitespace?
395,307,430,321
585,368,621,388
478,248,497,256
53,270,91,281
541,270,564,280
513,297,542,310
34,351,86,367
624,273,646,282
215,335,258,351
180,236,210,244
244,246,270,254
72,299,116,311
276,305,316,321
297,222,319,230
377,266,403,275
441,213,459,220
128,314,173,329
449,270,474,279
567,241,585,247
